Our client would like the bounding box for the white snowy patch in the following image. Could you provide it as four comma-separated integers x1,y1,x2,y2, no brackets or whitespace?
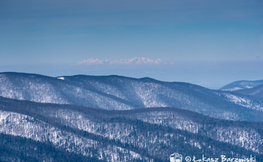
221,87,242,91
57,77,65,80
244,85,253,89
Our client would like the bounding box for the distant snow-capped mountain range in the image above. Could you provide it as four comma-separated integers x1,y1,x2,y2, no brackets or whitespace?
77,57,172,65
0,72,263,121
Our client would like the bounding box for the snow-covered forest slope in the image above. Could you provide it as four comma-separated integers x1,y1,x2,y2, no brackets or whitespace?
0,72,263,121
0,97,262,161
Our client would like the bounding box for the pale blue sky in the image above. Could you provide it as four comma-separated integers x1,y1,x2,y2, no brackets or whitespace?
0,0,263,89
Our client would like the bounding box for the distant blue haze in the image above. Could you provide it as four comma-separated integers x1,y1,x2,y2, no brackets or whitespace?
0,0,262,89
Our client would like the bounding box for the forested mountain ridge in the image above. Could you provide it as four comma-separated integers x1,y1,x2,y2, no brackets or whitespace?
219,80,263,91
235,83,263,99
1,72,263,121
0,97,262,161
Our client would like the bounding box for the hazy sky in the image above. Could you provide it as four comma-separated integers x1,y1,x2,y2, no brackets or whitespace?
0,0,263,89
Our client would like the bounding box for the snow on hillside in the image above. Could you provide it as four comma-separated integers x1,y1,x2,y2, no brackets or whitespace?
0,97,262,161
1,72,263,121
220,80,263,91
0,110,146,162
0,74,67,104
207,127,263,153
216,92,263,111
